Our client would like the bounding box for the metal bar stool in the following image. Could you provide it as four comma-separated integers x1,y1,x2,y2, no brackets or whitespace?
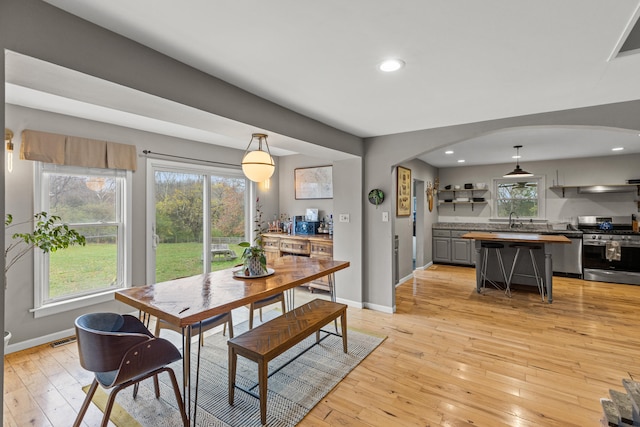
507,244,544,300
480,242,508,294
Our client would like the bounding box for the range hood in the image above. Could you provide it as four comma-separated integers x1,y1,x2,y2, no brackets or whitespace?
577,185,635,194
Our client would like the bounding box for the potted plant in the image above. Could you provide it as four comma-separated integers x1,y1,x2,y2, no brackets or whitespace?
4,212,86,349
239,242,267,276
368,189,385,207
238,197,268,276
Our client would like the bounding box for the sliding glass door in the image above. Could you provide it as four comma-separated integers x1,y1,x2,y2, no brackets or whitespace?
146,159,249,283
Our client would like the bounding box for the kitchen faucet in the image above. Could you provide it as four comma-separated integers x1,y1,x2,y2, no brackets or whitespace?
509,211,518,229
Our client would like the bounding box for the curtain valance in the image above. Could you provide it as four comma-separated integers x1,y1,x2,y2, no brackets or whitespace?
20,129,137,171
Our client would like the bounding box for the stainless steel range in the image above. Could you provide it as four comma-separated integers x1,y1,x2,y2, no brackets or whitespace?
578,216,640,285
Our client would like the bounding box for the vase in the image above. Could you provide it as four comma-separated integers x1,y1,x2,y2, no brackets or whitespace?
247,256,265,276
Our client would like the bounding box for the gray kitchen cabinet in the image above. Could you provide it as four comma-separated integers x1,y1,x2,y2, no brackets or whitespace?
433,229,474,265
433,229,451,262
451,230,472,265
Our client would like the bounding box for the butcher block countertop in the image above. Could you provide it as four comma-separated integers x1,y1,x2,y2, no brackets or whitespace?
461,232,571,244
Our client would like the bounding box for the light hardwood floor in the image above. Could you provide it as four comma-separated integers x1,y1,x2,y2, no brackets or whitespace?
5,264,640,426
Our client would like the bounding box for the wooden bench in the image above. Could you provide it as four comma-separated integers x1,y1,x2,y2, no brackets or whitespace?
228,298,347,425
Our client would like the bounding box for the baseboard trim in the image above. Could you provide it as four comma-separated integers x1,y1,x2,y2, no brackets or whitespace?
336,297,364,309
414,261,433,271
364,302,394,314
5,327,76,355
396,272,414,287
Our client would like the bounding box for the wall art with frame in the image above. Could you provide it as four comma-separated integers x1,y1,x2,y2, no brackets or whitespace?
396,166,411,216
294,165,333,199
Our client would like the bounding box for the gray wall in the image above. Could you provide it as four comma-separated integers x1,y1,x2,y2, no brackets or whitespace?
389,158,439,286
0,0,362,158
405,159,439,270
277,154,363,306
332,157,363,306
436,154,640,223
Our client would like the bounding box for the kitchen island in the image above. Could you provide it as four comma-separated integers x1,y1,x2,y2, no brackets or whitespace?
461,232,571,303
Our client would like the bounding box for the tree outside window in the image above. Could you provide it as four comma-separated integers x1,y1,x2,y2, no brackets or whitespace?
495,177,544,218
37,165,128,304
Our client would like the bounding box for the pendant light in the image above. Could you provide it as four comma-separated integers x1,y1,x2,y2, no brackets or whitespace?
503,145,533,178
241,133,275,182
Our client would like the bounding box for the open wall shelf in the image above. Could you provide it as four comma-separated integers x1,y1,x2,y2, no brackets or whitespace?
437,189,488,211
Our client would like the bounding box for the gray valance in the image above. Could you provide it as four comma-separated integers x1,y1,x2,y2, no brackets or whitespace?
20,129,137,171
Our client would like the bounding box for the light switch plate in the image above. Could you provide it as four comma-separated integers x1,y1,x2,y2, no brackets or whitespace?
382,211,389,222
339,213,350,223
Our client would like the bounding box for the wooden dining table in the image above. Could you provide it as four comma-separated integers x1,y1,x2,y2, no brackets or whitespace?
115,255,350,424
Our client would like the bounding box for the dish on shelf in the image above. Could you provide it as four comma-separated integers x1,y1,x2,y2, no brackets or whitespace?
233,267,275,279
473,197,485,202
443,199,453,203
475,182,487,189
455,197,469,202
444,185,452,190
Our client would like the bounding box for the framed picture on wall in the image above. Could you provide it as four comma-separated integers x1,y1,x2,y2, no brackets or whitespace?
294,165,333,199
396,166,411,216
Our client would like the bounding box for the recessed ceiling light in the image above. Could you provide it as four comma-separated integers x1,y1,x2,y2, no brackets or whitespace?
379,59,405,72
612,147,624,151
445,150,454,154
457,159,465,163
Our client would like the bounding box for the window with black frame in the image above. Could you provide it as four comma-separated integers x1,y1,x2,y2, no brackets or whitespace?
495,177,544,219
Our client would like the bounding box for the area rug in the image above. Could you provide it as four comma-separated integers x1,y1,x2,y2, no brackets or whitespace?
96,315,385,426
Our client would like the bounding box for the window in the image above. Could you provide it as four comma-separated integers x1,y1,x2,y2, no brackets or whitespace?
34,163,131,313
146,159,250,284
494,176,545,219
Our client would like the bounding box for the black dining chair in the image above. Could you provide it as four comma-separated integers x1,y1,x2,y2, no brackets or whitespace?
249,292,286,329
72,312,188,427
155,311,234,344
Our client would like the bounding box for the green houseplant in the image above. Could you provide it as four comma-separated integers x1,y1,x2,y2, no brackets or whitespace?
239,242,267,276
368,189,385,207
4,212,86,348
238,197,268,276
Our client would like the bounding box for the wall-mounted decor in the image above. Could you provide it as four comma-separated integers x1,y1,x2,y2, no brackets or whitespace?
396,166,411,216
426,177,439,212
295,165,333,199
368,189,385,207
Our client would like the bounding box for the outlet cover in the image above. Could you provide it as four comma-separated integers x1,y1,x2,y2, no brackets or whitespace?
382,211,389,222
339,213,350,223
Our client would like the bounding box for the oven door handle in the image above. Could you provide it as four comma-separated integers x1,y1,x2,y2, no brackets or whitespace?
584,241,639,248
584,241,607,246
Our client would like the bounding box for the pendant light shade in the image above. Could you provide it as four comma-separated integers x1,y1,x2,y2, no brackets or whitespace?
241,133,275,182
503,145,533,178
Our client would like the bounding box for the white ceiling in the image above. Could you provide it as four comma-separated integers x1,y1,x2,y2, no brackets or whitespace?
8,0,640,166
